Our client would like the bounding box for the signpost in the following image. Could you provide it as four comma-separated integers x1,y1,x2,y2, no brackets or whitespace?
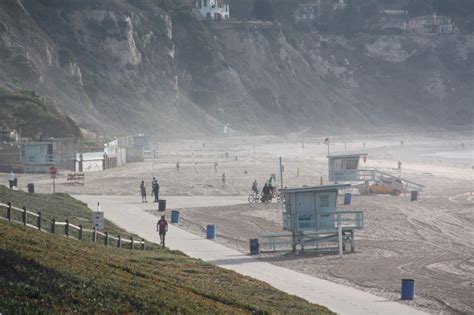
92,202,104,230
49,166,57,194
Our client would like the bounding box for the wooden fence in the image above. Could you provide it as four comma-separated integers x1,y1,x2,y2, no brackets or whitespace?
0,202,145,250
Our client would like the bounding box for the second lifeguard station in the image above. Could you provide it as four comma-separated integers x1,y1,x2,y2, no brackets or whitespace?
328,153,368,182
327,153,423,193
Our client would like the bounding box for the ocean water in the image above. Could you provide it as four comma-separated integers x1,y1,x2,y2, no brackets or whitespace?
423,150,473,165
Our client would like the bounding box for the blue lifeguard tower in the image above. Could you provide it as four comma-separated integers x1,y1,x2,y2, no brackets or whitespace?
328,153,368,182
259,184,364,254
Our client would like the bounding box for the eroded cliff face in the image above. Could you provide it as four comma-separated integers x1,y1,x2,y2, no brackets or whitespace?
0,0,472,137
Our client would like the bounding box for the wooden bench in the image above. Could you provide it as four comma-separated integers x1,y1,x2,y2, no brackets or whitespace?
67,173,85,185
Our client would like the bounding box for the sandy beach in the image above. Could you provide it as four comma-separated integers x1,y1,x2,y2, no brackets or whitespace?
9,131,474,314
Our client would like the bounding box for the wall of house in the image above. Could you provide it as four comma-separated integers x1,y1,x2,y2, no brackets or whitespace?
196,0,230,20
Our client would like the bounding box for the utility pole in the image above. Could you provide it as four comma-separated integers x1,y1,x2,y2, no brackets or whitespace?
279,157,283,189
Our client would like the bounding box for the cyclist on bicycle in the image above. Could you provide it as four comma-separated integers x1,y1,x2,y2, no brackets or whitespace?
252,180,258,194
261,183,271,203
268,176,275,194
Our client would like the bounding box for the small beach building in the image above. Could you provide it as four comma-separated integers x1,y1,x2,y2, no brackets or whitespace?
21,142,54,174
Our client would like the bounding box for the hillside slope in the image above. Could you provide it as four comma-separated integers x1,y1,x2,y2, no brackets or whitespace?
0,188,333,314
0,0,472,137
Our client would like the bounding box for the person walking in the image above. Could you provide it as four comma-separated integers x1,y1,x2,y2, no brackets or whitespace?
176,161,180,173
157,215,168,247
151,177,156,201
398,160,402,172
8,171,16,189
214,162,218,174
153,180,160,203
140,181,147,203
221,173,226,188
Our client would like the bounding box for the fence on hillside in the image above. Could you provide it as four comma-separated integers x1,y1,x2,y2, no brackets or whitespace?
0,202,146,250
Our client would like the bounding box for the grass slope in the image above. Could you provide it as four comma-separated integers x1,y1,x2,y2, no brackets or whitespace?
0,189,333,314
0,186,129,238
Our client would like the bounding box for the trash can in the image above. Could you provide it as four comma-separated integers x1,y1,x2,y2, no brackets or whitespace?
158,199,166,212
401,279,415,300
410,191,418,202
344,193,352,205
249,239,260,255
171,210,180,224
206,224,216,240
27,183,34,193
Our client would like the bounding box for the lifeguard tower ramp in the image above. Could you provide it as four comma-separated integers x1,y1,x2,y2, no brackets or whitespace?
328,153,424,192
259,184,364,253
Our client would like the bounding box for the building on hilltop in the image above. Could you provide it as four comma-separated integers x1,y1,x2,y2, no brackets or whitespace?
407,15,458,34
294,0,346,23
378,9,408,31
195,0,230,20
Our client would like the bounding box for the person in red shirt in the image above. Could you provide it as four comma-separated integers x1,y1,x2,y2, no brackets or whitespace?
157,215,168,247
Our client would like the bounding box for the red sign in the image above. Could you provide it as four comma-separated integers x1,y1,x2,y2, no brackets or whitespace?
49,166,58,175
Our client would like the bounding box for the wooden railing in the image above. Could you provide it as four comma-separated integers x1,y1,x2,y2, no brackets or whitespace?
0,202,145,250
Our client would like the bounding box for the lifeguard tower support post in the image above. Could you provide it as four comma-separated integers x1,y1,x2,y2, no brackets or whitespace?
277,184,364,255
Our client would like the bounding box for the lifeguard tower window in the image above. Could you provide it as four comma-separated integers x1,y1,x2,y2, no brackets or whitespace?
346,159,358,170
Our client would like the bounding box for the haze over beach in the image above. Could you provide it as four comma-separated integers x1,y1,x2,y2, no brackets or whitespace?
0,0,473,314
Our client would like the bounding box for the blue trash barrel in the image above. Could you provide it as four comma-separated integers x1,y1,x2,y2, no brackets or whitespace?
171,210,180,224
344,193,352,205
401,279,415,300
206,224,216,239
249,239,260,255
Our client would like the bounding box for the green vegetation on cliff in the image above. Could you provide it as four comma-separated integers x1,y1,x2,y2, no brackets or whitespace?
0,188,333,314
0,87,81,140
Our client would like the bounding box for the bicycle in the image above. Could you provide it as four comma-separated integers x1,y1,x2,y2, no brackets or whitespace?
271,188,285,204
248,191,261,204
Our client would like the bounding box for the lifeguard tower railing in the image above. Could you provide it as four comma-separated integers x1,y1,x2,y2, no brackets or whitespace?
263,210,363,253
329,169,424,192
296,210,364,231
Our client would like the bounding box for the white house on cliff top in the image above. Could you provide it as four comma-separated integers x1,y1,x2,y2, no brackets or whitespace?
196,0,230,20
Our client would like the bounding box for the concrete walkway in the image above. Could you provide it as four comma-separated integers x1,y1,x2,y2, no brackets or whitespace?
75,195,425,315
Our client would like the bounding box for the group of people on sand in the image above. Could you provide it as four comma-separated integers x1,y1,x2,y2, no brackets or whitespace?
252,176,276,203
140,177,160,203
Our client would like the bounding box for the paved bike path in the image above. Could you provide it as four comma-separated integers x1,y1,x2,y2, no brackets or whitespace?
75,195,425,315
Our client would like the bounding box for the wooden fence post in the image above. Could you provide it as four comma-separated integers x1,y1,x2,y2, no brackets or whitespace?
92,227,97,243
105,232,109,246
65,219,69,238
118,235,121,248
79,225,83,240
130,237,134,250
7,202,11,221
37,212,42,231
141,239,145,250
51,219,56,234
22,207,27,226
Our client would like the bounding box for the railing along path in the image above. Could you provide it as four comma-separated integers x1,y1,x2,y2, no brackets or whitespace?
0,202,145,250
